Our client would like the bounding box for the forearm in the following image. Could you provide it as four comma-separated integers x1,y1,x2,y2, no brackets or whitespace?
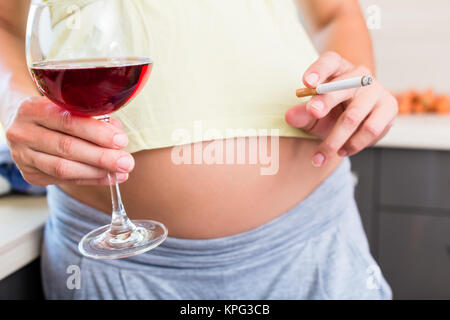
0,27,39,129
317,6,374,73
298,0,375,73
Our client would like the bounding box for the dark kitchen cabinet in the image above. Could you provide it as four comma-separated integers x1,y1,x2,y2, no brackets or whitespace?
379,149,450,210
351,148,450,300
379,210,450,299
0,259,44,300
350,149,379,258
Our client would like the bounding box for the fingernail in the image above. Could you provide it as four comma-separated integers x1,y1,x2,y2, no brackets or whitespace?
116,173,129,181
305,73,319,86
338,149,348,157
309,100,324,113
113,134,128,148
312,152,325,167
117,156,133,172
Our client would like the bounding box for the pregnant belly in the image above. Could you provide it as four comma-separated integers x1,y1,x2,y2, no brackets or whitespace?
59,137,342,239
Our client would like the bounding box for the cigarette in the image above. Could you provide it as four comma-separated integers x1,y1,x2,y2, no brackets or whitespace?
296,76,373,98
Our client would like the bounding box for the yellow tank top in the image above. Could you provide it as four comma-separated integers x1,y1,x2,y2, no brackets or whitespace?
44,0,318,152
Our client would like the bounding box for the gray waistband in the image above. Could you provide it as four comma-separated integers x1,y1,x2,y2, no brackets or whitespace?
46,158,354,268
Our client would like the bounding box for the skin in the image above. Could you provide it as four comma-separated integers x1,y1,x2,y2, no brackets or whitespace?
0,0,397,238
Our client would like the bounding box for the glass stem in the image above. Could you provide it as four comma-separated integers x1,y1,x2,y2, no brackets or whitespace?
99,115,135,236
107,172,135,235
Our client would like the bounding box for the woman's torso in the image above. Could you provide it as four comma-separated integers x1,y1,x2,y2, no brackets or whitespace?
56,0,343,238
61,139,342,238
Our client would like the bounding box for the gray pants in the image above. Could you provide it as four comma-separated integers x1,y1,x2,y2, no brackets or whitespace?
41,158,392,299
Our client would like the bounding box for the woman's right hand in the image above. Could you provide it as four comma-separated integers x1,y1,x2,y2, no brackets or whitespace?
5,96,135,186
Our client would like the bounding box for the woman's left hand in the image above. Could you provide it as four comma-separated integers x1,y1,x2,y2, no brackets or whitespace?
285,51,398,167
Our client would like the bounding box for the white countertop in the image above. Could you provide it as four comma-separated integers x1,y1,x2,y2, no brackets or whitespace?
0,195,48,280
376,115,450,151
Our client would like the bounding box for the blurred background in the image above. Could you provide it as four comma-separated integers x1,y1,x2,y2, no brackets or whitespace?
351,0,450,299
0,0,449,300
360,0,450,93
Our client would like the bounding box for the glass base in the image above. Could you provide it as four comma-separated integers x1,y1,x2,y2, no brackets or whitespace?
78,220,168,260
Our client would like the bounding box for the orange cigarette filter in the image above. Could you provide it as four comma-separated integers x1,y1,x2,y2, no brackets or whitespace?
296,88,317,98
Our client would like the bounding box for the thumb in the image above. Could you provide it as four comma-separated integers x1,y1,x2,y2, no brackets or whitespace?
285,103,317,132
286,103,342,141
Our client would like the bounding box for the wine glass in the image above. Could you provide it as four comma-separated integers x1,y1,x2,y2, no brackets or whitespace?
26,0,168,259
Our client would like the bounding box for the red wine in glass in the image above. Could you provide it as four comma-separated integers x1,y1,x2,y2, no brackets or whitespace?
30,57,152,116
29,57,167,260
26,0,167,261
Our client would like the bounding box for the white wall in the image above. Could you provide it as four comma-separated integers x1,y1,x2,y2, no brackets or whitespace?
359,0,450,93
